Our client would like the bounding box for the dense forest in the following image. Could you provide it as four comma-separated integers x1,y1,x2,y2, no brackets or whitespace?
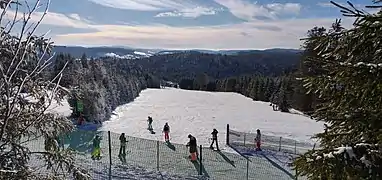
135,50,301,82
132,49,310,113
48,54,160,122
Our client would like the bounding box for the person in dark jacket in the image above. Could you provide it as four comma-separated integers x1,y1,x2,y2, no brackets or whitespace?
119,133,128,156
147,116,153,130
163,123,170,142
210,128,219,151
186,134,198,161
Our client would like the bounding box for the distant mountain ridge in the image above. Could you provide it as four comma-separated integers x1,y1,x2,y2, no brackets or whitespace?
52,45,302,59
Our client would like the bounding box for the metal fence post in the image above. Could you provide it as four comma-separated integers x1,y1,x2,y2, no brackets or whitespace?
278,137,282,151
156,141,159,171
226,124,230,145
199,145,203,176
294,140,297,154
108,131,112,180
246,158,249,180
243,133,246,147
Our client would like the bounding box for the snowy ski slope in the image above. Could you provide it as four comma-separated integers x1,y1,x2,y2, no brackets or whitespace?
45,87,323,179
101,88,324,150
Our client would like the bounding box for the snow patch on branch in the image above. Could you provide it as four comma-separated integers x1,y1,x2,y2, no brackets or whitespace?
0,169,18,173
360,155,372,167
339,62,382,68
334,146,356,159
355,143,373,147
323,152,335,158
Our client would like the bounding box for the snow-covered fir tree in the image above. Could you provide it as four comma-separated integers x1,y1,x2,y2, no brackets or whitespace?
0,0,89,179
294,1,382,179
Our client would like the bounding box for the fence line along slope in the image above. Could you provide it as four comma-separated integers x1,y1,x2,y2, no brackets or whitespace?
26,129,297,179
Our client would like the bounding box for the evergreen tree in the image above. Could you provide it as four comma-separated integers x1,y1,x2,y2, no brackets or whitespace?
294,1,382,179
80,53,88,69
0,1,89,179
277,79,290,112
225,77,237,92
265,78,275,101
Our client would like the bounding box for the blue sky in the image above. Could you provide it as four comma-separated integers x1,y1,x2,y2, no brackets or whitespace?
8,0,376,49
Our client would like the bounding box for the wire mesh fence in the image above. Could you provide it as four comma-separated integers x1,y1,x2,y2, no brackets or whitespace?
226,124,315,180
227,124,316,155
22,129,300,180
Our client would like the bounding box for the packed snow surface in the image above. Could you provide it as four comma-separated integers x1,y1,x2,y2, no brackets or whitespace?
101,88,324,149
45,87,320,179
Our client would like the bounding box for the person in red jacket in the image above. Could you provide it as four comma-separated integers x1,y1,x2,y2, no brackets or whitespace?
163,123,170,142
255,129,262,151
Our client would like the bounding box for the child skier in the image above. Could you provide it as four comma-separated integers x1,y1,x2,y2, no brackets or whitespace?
119,133,128,156
91,135,102,160
210,128,220,151
163,122,170,142
186,134,198,161
255,129,262,151
147,116,153,130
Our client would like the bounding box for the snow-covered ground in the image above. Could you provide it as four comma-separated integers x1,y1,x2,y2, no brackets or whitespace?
101,88,324,151
45,87,323,179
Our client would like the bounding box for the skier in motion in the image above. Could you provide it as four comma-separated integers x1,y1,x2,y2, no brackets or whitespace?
186,134,198,161
91,135,102,160
119,133,128,156
147,116,153,130
255,129,262,151
163,122,170,142
210,128,220,151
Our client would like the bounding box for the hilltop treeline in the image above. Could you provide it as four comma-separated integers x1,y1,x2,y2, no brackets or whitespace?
133,50,310,113
136,50,301,81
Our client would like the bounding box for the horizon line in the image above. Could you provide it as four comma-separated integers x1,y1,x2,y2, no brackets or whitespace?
53,44,303,51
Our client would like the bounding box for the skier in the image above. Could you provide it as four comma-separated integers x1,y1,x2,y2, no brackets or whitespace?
147,116,153,130
186,134,198,161
163,122,170,142
119,133,128,156
210,128,220,151
91,135,102,160
255,129,262,151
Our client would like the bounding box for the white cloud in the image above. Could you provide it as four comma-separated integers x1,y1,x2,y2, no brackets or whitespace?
317,2,369,9
317,2,336,8
68,13,81,21
155,7,222,18
4,7,356,50
87,0,196,11
88,0,221,18
317,2,380,14
213,0,301,21
266,3,301,15
5,11,93,29
42,13,353,50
